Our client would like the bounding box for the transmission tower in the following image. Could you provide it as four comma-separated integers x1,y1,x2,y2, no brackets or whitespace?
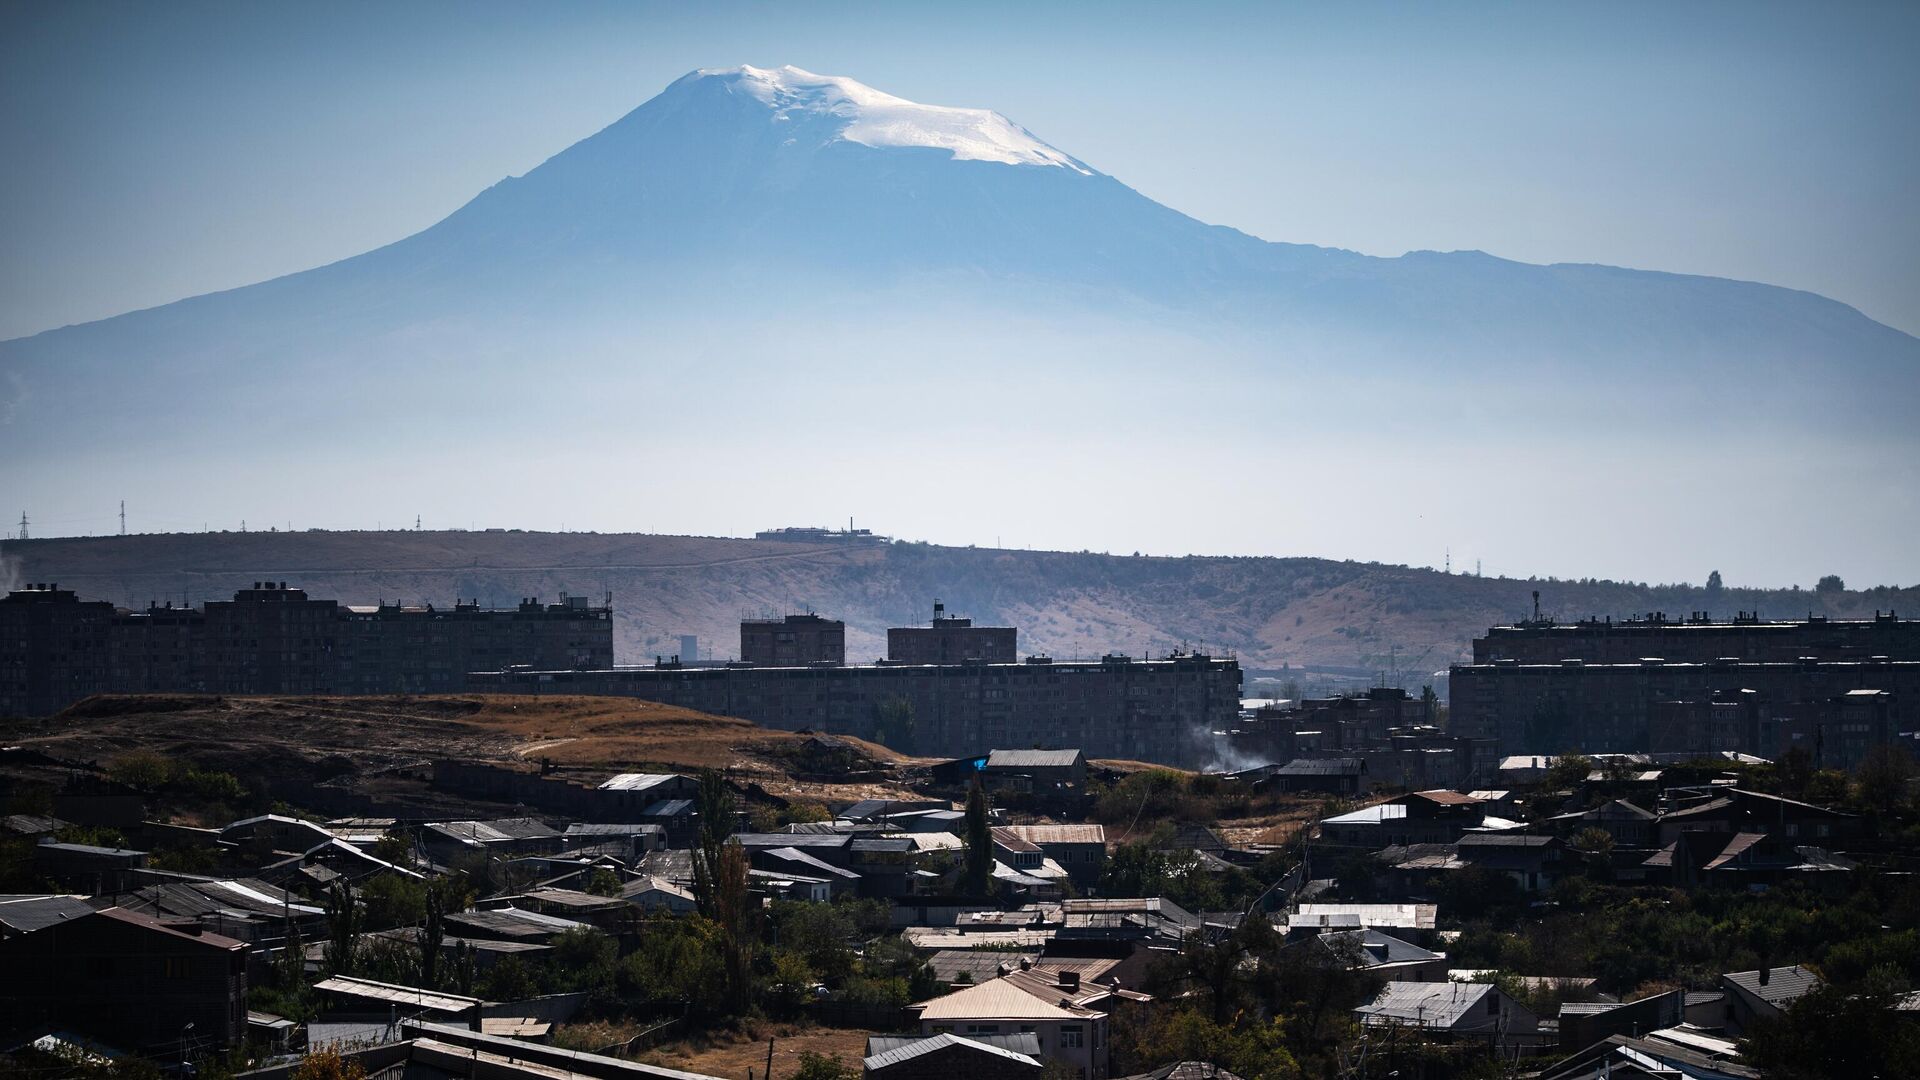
15,511,25,541
119,500,126,536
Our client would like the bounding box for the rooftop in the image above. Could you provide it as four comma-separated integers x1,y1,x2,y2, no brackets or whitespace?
915,975,1105,1021
863,1032,1042,1072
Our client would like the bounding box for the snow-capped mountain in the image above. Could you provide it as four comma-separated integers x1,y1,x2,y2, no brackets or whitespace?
2,65,1915,568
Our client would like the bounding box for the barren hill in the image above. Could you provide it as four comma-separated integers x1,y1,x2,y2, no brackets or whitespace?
7,531,1913,690
2,693,917,813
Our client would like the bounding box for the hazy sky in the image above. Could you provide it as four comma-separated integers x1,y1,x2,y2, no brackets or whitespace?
3,0,1917,344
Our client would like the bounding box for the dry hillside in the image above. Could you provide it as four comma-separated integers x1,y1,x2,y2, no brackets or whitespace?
0,694,921,808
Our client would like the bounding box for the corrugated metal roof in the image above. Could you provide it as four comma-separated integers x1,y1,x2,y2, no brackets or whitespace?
314,975,478,1013
1292,903,1436,931
599,773,685,792
986,749,1084,769
1410,790,1484,806
1356,981,1499,1029
1722,965,1820,1007
915,976,1104,1021
1323,804,1407,825
863,1032,1042,1071
1275,758,1364,776
868,1033,1040,1059
997,824,1106,845
0,893,95,933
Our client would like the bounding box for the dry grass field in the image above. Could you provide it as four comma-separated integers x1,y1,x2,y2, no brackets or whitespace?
0,693,927,806
634,1024,877,1080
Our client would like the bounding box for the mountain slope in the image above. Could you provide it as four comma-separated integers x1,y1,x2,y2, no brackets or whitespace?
2,66,1915,582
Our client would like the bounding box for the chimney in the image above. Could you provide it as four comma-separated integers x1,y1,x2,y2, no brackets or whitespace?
1057,970,1080,992
1759,966,1771,986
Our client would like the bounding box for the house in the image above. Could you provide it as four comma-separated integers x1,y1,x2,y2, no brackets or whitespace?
1354,981,1542,1052
563,822,667,860
489,887,630,930
913,976,1109,1079
1454,833,1567,892
1538,1027,1756,1080
1544,799,1657,848
864,1032,1044,1080
1313,928,1448,981
1287,903,1437,935
422,818,565,862
752,868,838,902
1644,832,1856,891
444,905,592,944
34,837,148,891
1555,989,1684,1053
1059,897,1205,943
219,813,340,855
1719,964,1821,1034
1263,757,1368,795
993,824,1107,886
313,975,482,1025
594,773,701,817
622,874,698,914
119,876,328,944
1655,789,1860,848
982,749,1088,790
0,906,249,1051
1318,791,1488,848
634,799,700,848
750,844,863,898
991,829,1069,898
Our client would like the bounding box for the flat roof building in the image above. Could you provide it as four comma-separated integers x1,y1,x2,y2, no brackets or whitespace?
741,613,846,667
889,601,1017,665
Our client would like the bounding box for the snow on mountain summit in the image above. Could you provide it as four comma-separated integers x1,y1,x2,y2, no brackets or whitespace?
686,64,1093,174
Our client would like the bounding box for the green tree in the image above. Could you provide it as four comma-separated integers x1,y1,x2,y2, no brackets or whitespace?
1705,569,1724,597
549,928,619,1000
361,874,426,930
1116,1008,1299,1080
1545,753,1594,790
323,880,361,977
691,768,738,918
419,875,471,989
1816,574,1846,594
619,916,729,1020
1572,826,1616,856
583,868,622,896
1744,971,1920,1079
964,778,993,896
711,840,758,1015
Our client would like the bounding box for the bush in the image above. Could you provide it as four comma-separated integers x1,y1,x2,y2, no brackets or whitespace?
107,751,177,793
790,1053,857,1080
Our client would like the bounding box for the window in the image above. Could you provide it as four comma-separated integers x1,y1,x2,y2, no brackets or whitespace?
1060,1026,1084,1048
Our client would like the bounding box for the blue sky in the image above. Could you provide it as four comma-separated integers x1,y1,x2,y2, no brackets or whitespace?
3,0,1917,342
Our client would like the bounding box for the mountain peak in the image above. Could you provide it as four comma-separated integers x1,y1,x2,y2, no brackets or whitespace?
676,64,1093,174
